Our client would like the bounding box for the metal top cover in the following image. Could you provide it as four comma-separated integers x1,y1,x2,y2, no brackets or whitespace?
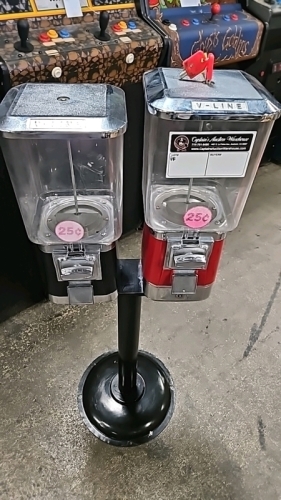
0,83,127,139
143,68,281,121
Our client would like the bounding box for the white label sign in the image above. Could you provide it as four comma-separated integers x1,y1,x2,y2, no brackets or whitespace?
35,0,87,11
63,0,83,18
192,101,249,112
166,131,257,178
27,118,86,131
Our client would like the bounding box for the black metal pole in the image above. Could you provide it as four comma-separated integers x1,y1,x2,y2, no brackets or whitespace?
117,293,141,399
78,258,175,445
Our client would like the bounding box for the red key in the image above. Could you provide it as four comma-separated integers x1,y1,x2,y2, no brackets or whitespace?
182,51,215,82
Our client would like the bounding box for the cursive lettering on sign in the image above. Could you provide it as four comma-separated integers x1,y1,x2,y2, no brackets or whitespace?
222,26,249,58
191,26,250,61
191,30,220,55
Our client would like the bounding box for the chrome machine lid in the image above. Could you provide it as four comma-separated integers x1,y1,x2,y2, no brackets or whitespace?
0,83,127,139
143,68,281,121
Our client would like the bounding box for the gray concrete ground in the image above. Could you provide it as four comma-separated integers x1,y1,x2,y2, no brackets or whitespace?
1,164,281,500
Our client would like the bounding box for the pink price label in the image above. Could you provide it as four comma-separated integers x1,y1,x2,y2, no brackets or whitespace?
55,221,84,242
183,206,212,229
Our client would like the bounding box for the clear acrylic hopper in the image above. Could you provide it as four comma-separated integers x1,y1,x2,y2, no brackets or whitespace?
142,69,281,234
0,83,127,247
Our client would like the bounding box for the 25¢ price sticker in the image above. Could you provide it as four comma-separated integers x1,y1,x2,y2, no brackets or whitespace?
183,206,212,229
55,221,84,242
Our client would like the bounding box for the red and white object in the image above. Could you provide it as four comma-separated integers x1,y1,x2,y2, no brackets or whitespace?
181,51,215,83
141,68,281,301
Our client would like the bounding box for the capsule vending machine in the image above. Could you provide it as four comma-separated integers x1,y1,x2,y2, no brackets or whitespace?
142,64,281,301
0,83,127,305
0,74,280,450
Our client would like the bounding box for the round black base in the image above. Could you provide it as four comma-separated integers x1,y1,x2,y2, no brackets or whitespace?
94,31,110,42
14,41,34,53
78,351,175,447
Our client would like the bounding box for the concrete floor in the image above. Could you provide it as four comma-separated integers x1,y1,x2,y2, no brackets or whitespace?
1,164,281,500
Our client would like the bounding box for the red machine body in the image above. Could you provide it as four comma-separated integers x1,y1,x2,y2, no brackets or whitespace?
142,224,225,301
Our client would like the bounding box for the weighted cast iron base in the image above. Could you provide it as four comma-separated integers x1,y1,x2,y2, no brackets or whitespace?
78,351,175,447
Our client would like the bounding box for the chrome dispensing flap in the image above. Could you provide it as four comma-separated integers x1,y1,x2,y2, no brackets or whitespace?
0,83,127,138
143,68,281,121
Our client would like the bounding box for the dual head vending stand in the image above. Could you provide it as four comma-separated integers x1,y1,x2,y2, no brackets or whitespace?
0,61,280,447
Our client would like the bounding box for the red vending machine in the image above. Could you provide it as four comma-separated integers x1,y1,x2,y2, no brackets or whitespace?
142,67,281,301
